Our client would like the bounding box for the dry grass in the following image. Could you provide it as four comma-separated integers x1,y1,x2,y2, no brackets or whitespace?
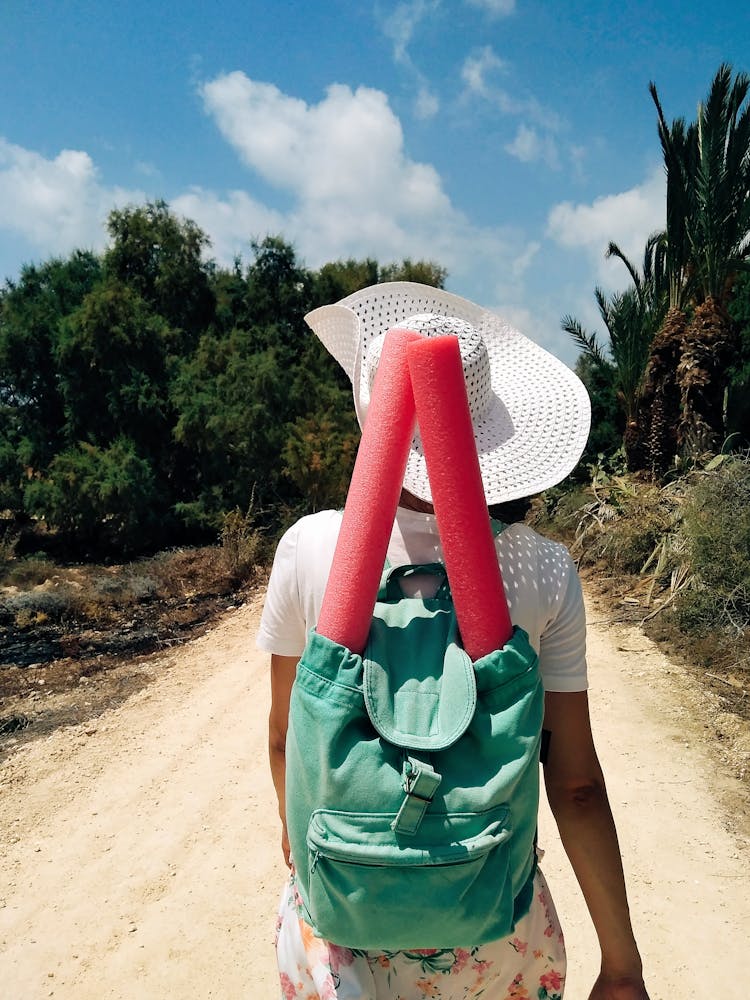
0,510,269,676
535,457,750,722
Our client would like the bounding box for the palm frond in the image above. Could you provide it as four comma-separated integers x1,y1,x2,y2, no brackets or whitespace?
606,242,642,293
561,314,609,368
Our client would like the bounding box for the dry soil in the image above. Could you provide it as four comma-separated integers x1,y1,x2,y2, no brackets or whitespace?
1,589,749,998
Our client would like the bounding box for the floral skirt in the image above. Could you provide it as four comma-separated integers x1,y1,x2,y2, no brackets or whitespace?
275,867,566,999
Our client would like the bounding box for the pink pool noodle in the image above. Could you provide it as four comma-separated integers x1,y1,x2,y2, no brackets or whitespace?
316,328,423,654
406,335,512,659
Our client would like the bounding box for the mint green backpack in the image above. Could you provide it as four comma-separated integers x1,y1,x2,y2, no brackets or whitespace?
285,553,543,951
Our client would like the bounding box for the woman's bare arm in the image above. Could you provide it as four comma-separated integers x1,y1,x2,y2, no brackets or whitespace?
268,654,299,867
543,690,649,1000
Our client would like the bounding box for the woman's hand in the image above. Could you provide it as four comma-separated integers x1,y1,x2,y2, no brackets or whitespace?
588,973,650,999
281,822,291,868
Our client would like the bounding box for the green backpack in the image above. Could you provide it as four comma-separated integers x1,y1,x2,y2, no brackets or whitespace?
285,553,543,951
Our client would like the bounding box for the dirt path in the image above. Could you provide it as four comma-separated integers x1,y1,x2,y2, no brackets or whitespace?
1,590,748,998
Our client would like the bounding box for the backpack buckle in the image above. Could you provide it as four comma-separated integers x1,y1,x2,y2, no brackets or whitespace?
390,755,442,836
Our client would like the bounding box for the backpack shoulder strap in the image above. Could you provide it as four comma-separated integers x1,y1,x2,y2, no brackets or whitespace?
378,517,505,596
376,562,449,601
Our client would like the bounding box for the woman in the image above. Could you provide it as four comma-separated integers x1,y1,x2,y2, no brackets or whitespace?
258,283,649,1000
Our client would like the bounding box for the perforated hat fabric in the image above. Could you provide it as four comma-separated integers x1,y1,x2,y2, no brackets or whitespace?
304,282,591,505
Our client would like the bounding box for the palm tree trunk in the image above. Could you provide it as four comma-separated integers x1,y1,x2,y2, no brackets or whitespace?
639,307,687,476
622,415,649,472
677,297,737,458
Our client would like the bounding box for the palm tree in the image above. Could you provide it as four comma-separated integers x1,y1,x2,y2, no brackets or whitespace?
563,234,667,471
635,86,700,475
649,64,750,461
606,235,670,472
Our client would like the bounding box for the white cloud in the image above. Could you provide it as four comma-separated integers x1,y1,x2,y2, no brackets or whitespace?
461,46,507,99
171,188,286,264
379,1,441,121
135,160,161,179
505,124,559,169
460,47,566,173
0,138,143,256
510,240,540,281
496,301,571,359
184,71,556,335
546,166,665,288
414,84,440,120
466,0,516,16
197,72,526,288
200,75,441,216
381,0,439,66
0,78,530,313
504,124,538,161
0,76,579,363
461,47,560,131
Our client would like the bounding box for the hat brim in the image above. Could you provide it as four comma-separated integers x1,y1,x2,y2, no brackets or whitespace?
305,282,591,505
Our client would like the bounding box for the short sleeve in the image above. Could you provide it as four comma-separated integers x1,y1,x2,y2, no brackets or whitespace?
538,556,588,692
255,522,307,657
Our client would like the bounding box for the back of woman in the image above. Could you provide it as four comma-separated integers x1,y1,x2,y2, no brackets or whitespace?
258,283,650,1000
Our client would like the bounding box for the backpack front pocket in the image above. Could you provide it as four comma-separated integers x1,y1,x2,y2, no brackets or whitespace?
303,806,515,950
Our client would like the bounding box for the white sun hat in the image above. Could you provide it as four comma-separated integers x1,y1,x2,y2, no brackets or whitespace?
304,282,591,505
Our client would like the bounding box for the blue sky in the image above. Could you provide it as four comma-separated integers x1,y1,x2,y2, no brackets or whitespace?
2,0,749,364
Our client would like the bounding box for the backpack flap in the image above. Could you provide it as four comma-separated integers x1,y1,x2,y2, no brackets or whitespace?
363,580,478,837
363,566,477,753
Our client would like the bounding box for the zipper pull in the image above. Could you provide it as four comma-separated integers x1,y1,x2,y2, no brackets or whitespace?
310,850,320,875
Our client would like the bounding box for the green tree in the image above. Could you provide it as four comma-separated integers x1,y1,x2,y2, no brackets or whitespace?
0,252,103,511
172,324,358,528
105,200,216,345
0,207,219,547
243,236,313,339
379,259,447,287
573,353,622,464
1,218,449,553
313,258,381,305
649,64,750,460
23,437,161,552
312,256,446,307
56,280,174,455
282,412,359,512
727,270,750,445
171,330,291,527
563,234,666,470
605,236,672,474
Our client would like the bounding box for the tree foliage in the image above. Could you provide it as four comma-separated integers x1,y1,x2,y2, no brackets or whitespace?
645,65,750,461
24,438,162,552
572,354,622,464
565,63,750,474
105,200,216,345
727,270,750,446
562,236,667,469
0,203,445,555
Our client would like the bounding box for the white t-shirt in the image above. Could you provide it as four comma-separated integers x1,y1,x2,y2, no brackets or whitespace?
256,507,588,692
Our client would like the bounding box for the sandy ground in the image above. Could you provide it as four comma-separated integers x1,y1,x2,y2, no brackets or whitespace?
1,589,749,999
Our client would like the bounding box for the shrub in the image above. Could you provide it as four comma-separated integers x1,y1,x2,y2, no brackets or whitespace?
221,505,266,581
23,437,163,553
146,546,231,597
530,486,592,541
0,589,75,627
562,474,678,576
0,528,19,564
125,574,159,602
2,555,58,588
595,494,675,574
676,456,750,634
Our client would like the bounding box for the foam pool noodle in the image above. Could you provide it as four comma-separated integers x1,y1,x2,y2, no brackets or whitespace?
406,334,512,659
316,327,423,654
